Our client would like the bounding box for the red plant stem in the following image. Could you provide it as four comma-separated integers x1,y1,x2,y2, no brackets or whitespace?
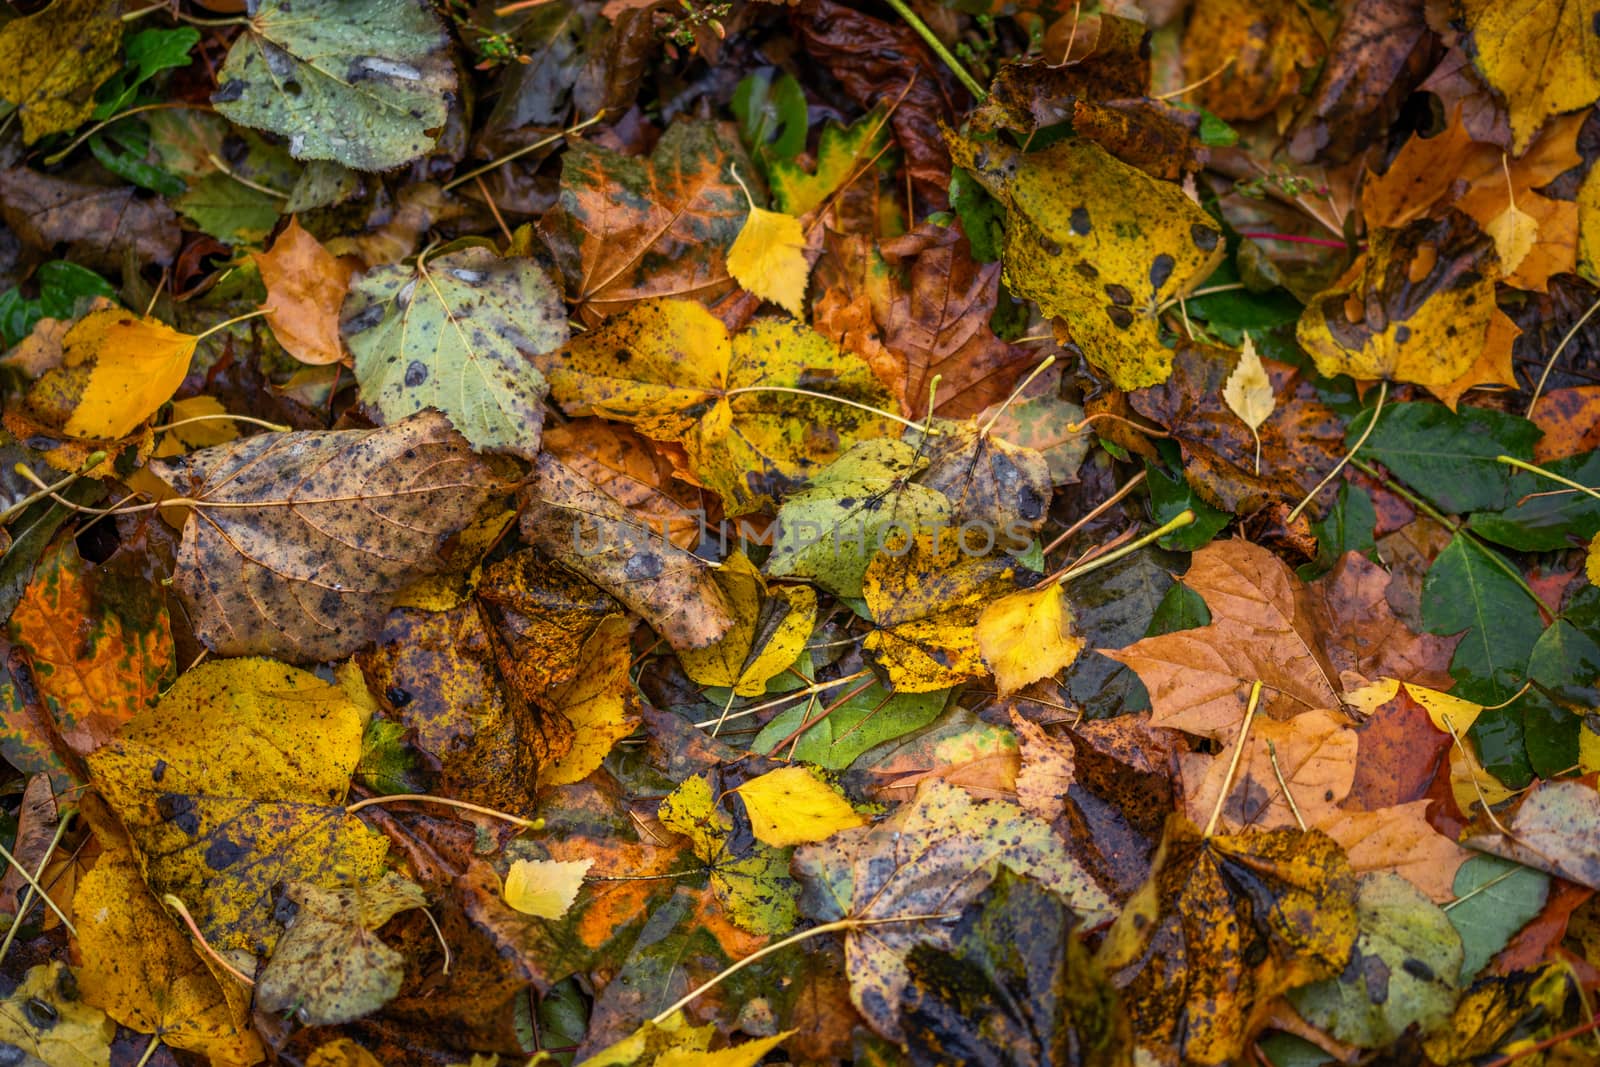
1237,231,1350,249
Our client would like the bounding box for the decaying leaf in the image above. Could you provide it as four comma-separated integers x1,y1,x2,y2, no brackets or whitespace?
151,411,513,662
0,963,115,1067
658,773,800,935
0,0,121,143
32,307,197,441
1460,0,1600,153
212,0,456,170
949,133,1224,389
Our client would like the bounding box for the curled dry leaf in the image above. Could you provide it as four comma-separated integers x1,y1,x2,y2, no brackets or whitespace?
150,410,514,663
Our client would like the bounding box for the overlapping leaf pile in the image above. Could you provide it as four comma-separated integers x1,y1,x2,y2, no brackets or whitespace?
0,1,1599,1065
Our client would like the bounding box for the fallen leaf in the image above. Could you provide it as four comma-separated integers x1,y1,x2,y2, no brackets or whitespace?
256,874,429,1025
1180,0,1324,121
0,963,115,1067
727,201,809,317
792,779,1114,1041
1010,713,1077,823
657,772,799,935
1180,708,1358,833
504,858,593,919
1462,779,1600,890
32,308,196,441
0,0,121,142
253,217,354,366
677,554,816,697
975,583,1085,697
580,1011,791,1067
150,410,512,662
732,765,865,847
949,133,1224,389
541,617,640,787
1319,801,1472,903
85,657,388,956
212,0,456,170
1222,335,1274,469
1460,0,1600,153
542,418,708,550
344,245,566,458
0,168,181,273
1107,539,1341,740
770,107,890,217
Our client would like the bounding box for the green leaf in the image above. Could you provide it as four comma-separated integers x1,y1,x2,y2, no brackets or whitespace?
1357,403,1541,515
95,27,199,117
1447,855,1549,983
732,71,808,164
657,773,798,934
1290,872,1462,1046
771,108,890,218
355,718,427,796
89,125,185,198
1148,579,1211,635
344,246,567,459
1529,619,1600,691
1299,482,1378,579
1470,701,1536,789
1513,687,1580,780
1421,533,1544,704
1145,460,1231,550
0,261,116,347
751,683,950,770
1470,451,1600,551
211,0,456,172
1063,547,1180,718
949,167,1004,264
1183,261,1302,346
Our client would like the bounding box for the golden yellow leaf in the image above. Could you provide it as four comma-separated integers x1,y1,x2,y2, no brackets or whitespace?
74,802,263,1066
58,308,197,440
1589,531,1600,585
582,1010,792,1067
503,857,594,918
732,765,866,847
727,205,809,317
307,1039,386,1067
1297,214,1497,389
0,963,115,1067
1485,200,1539,276
542,616,641,787
0,0,121,143
678,554,818,696
949,132,1225,389
974,583,1084,697
1461,0,1600,154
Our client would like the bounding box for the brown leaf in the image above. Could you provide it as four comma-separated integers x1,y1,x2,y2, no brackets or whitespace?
542,418,710,550
1531,386,1600,462
253,217,354,366
1419,48,1513,149
538,120,747,327
478,548,622,696
1342,685,1452,810
1106,539,1341,740
1320,801,1469,903
791,0,962,200
1180,708,1358,833
1309,551,1459,690
518,452,735,652
1011,712,1076,823
150,411,513,663
1286,0,1437,164
0,168,180,273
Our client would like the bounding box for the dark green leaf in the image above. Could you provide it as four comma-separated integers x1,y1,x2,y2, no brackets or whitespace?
751,684,950,770
1470,451,1600,552
1062,547,1179,718
1145,461,1230,551
1515,689,1579,780
89,127,185,198
1467,702,1535,789
732,71,808,165
1182,261,1301,346
1147,580,1210,635
1357,403,1540,515
1298,482,1377,579
1421,534,1543,704
951,167,1004,264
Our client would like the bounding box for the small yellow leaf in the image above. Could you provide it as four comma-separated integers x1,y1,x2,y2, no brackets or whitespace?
1580,166,1600,285
1222,335,1275,432
1485,201,1539,275
503,857,593,919
732,765,865,847
975,583,1085,697
727,206,809,318
60,309,198,440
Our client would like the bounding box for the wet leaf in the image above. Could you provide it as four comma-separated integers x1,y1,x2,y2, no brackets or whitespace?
253,217,354,366
949,133,1224,389
256,874,427,1026
0,0,121,143
582,1010,790,1067
1447,854,1549,982
793,779,1115,1041
770,108,890,218
37,307,196,441
0,963,115,1067
1180,0,1324,121
1221,335,1274,461
85,657,388,956
657,773,799,935
732,765,866,847
1461,0,1600,153
542,617,639,788
1461,779,1600,890
0,168,180,274
212,0,456,171
752,683,951,771
1421,533,1545,704
975,583,1085,698
344,245,565,458
151,410,512,662
678,555,816,697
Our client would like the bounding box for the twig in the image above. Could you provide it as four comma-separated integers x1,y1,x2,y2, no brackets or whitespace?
1265,739,1306,831
1053,510,1195,585
690,669,872,729
1155,57,1235,100
0,811,76,969
1040,470,1148,558
1205,680,1264,837
345,793,542,830
443,112,606,192
1527,290,1600,418
0,453,107,527
1287,379,1387,523
880,0,986,99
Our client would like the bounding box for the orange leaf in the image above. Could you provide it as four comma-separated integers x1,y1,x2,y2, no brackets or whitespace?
254,217,354,366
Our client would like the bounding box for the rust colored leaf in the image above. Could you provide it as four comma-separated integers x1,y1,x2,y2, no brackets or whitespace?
253,217,354,366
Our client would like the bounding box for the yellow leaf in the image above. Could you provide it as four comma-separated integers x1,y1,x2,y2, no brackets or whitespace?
948,133,1225,390
1450,743,1515,812
974,583,1084,697
1222,335,1275,432
1485,200,1539,276
307,1039,387,1067
0,0,121,143
732,765,866,847
154,396,240,458
1582,166,1600,285
503,857,594,918
74,802,263,1066
542,617,641,788
1589,532,1600,585
1345,678,1485,736
678,554,817,696
0,963,115,1067
59,308,197,440
581,1010,793,1067
727,206,809,317
1460,0,1600,154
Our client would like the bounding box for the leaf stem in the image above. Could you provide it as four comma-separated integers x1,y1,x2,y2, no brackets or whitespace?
880,0,987,100
443,111,606,192
977,356,1055,438
0,453,107,527
0,809,77,967
720,386,929,433
690,669,873,729
1040,469,1147,558
42,102,210,165
649,912,960,1025
1527,289,1600,418
152,413,290,434
1496,455,1600,501
132,1034,163,1067
1055,509,1194,585
192,308,270,344
1265,739,1306,831
345,793,543,830
1286,379,1387,524
162,894,255,986
1204,680,1264,837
